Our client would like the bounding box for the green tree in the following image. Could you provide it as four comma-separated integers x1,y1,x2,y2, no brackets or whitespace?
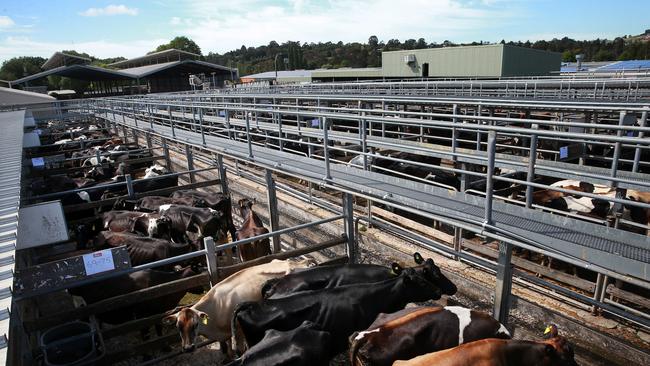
153,36,202,55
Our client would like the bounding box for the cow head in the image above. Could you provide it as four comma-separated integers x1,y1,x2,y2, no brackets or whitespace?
148,215,172,238
401,268,442,300
163,307,209,352
540,325,578,366
237,198,255,219
412,252,457,296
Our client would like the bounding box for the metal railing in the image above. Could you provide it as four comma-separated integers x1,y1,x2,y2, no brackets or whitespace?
38,93,650,328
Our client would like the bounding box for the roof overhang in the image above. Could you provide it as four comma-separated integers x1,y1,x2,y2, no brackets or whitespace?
10,64,134,86
42,52,92,70
108,48,201,69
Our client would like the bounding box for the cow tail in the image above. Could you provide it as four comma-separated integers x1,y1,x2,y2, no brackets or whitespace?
231,302,254,356
348,331,364,366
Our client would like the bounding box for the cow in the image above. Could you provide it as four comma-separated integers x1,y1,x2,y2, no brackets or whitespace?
171,190,237,240
69,266,203,323
393,325,578,366
93,231,190,267
144,163,169,178
349,306,510,366
231,267,443,358
134,196,206,212
225,321,331,366
101,210,171,238
162,259,313,355
158,204,227,244
235,199,272,262
262,252,457,300
133,171,179,194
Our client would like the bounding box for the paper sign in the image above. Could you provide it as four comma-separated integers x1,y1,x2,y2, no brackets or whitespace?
31,157,45,167
83,249,115,276
34,129,42,135
311,118,320,127
559,146,569,159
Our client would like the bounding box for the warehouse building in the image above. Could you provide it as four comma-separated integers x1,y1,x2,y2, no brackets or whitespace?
9,49,237,96
242,44,562,83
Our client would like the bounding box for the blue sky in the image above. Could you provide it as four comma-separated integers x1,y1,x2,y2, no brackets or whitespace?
0,0,648,64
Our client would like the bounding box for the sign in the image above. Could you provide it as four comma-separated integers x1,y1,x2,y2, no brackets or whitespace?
34,129,42,135
31,157,45,167
559,146,569,159
311,118,320,127
83,249,116,276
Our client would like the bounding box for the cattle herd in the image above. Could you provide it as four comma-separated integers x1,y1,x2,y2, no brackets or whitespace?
28,123,585,365
160,253,578,366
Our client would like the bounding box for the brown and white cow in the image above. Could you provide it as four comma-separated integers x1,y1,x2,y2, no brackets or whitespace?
101,210,171,238
158,204,227,244
393,325,577,366
171,190,237,240
235,199,272,262
350,306,510,366
93,231,190,267
162,258,312,355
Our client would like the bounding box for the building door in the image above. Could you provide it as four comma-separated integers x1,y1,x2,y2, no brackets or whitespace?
422,63,429,77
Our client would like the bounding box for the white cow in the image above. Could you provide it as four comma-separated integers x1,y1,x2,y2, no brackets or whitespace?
162,258,313,354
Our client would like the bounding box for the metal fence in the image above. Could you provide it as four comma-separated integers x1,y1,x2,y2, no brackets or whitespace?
49,92,650,329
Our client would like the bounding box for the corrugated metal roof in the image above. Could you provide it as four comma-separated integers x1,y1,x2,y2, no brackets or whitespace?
108,48,199,68
242,70,313,80
0,109,25,365
119,60,235,78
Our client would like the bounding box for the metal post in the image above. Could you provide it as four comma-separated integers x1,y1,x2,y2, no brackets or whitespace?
146,132,152,150
122,125,128,143
632,110,647,173
203,236,219,286
525,124,539,208
277,113,283,152
453,227,463,261
484,131,497,225
322,117,331,180
342,193,357,263
451,104,458,164
217,154,229,195
592,273,606,315
132,103,137,127
199,106,206,145
125,174,135,198
610,112,625,187
149,104,154,130
361,113,368,170
186,145,196,183
168,105,175,138
265,170,281,253
225,110,232,139
493,241,513,326
161,137,171,170
245,112,253,158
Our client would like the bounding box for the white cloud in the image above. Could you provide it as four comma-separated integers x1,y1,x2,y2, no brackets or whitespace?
0,36,166,64
174,0,517,54
79,4,139,17
0,16,15,28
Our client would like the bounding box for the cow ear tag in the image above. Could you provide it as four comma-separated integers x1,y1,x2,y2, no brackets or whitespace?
201,313,209,325
413,252,424,264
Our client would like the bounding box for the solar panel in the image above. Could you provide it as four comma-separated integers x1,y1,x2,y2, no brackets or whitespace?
598,60,650,71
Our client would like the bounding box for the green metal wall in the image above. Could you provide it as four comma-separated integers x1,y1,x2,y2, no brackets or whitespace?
381,45,504,78
381,44,560,78
501,45,561,76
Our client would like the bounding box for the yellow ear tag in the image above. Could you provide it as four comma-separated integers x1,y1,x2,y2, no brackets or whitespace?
202,317,209,325
543,326,552,335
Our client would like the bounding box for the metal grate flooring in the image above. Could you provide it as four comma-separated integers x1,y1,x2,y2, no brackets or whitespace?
100,112,650,281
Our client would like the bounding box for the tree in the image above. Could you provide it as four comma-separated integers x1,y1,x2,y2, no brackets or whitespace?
153,36,202,55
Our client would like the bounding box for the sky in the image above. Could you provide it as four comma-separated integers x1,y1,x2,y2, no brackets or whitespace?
0,0,648,64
